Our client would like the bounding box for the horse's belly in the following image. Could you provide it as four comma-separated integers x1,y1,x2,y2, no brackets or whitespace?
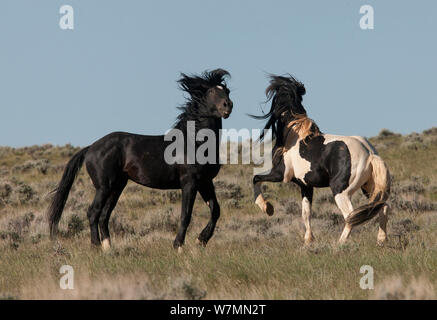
131,175,181,190
126,161,181,189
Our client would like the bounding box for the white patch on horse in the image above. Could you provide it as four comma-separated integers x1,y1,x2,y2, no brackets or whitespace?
216,85,223,90
255,192,273,216
255,192,266,210
282,153,294,182
282,140,311,185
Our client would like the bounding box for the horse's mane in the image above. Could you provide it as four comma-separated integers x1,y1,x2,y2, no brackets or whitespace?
173,69,230,130
250,74,308,146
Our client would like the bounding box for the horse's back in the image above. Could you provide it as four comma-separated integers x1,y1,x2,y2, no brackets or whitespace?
85,131,181,189
84,131,222,190
351,136,378,155
322,134,374,158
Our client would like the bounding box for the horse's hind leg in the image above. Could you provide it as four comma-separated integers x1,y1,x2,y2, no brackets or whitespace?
87,188,111,246
377,204,389,246
362,184,388,246
98,178,127,250
197,180,220,246
334,192,354,244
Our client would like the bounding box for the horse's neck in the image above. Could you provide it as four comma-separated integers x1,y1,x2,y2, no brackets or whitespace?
282,126,300,149
186,118,221,164
185,117,222,144
207,118,222,147
199,117,222,135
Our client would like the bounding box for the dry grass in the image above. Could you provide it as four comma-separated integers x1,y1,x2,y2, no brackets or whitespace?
1,128,437,300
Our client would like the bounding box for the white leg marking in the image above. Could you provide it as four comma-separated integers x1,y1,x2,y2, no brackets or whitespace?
283,142,311,184
302,197,314,244
255,194,274,216
255,193,265,210
102,238,111,251
377,204,389,245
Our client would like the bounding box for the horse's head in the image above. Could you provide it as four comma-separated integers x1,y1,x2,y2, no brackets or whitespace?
178,69,233,119
250,74,308,144
266,74,307,123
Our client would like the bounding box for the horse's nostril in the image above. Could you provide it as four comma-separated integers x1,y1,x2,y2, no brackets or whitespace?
224,100,232,108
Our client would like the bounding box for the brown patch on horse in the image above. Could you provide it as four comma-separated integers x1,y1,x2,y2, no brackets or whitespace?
272,115,321,160
287,115,321,141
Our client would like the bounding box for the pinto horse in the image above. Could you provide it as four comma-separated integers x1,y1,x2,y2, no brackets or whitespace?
48,69,233,251
252,75,391,245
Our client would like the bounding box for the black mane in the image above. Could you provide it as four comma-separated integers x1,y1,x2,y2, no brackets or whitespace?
174,69,230,130
250,74,307,146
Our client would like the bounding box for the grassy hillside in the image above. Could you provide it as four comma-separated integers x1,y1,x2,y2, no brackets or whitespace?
0,128,436,299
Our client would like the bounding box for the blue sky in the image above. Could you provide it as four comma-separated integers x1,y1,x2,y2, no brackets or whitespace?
0,0,436,147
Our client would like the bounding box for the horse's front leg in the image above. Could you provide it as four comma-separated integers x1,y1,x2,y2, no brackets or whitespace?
300,185,315,245
173,181,197,252
197,180,220,246
253,159,285,216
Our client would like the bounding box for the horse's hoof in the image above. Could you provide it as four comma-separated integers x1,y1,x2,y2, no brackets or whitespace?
196,238,207,247
304,235,315,246
337,237,347,245
304,239,314,246
177,246,184,254
91,242,101,250
376,240,386,247
265,202,274,216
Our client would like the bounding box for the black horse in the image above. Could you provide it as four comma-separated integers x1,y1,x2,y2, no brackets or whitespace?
48,69,233,251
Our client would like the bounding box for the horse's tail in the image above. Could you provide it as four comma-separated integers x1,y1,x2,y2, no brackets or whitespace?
48,146,90,238
346,154,391,227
